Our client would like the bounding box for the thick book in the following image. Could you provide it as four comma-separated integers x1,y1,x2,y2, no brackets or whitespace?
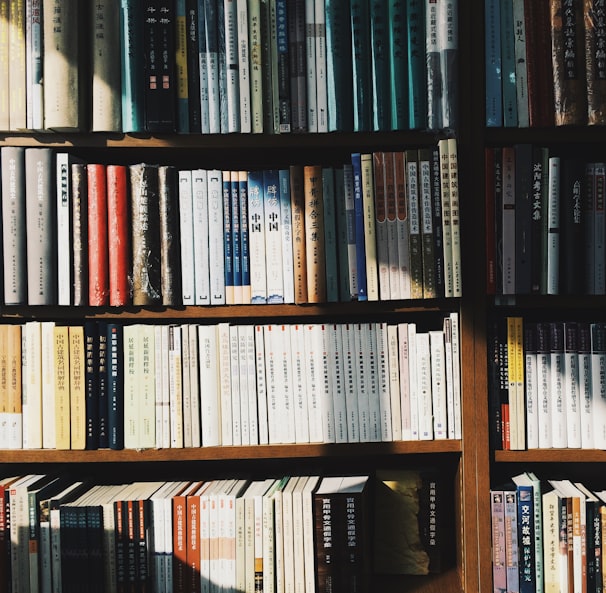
71,162,89,306
388,0,407,129
550,0,588,126
91,0,122,132
288,0,307,132
9,0,26,131
207,169,226,304
0,3,8,131
69,325,86,450
247,169,268,304
370,0,389,130
178,170,196,305
107,165,131,307
500,0,518,127
485,0,503,126
87,164,110,307
83,321,100,451
130,163,162,306
186,0,202,133
289,164,308,303
276,0,291,133
585,0,606,124
175,0,190,134
120,0,145,132
351,153,368,301
514,143,533,294
43,0,87,131
143,1,177,132
1,146,26,304
350,0,372,131
407,0,427,129
159,166,182,307
192,169,211,305
26,0,44,131
512,0,530,127
303,165,326,303
25,148,57,305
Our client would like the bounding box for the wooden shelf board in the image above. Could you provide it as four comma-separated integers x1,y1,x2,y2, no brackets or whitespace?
495,449,606,463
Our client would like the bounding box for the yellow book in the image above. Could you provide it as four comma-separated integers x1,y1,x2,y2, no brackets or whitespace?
361,153,379,301
303,165,326,303
6,324,21,448
69,325,86,450
0,325,8,448
506,317,524,451
54,326,70,450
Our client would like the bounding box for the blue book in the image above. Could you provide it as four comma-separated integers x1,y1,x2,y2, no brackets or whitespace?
500,0,518,127
333,168,351,301
326,0,353,131
107,323,124,451
120,0,144,132
351,153,368,301
238,172,251,303
279,169,294,303
512,481,536,593
217,0,229,132
204,0,222,133
230,172,242,303
223,171,234,303
247,169,267,303
406,0,427,129
322,168,339,302
197,0,210,133
388,0,408,129
350,0,372,131
485,0,502,126
370,0,390,131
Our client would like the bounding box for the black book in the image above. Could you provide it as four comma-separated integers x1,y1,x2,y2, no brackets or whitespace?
430,146,445,298
84,321,99,450
288,0,307,132
514,143,533,295
71,162,89,307
186,0,202,133
107,323,124,450
530,146,547,294
143,1,177,132
97,321,109,449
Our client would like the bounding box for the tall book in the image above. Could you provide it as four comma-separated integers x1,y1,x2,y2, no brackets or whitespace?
0,2,9,131
485,0,502,126
25,148,57,306
71,162,88,306
407,0,427,129
175,0,190,133
207,170,226,304
585,0,606,125
120,0,145,132
350,0,372,131
290,164,308,303
87,164,109,307
304,165,326,303
288,0,307,132
8,0,26,131
130,163,162,306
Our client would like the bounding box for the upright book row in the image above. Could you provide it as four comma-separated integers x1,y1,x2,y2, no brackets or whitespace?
485,145,605,297
0,313,461,451
491,471,606,593
485,0,606,128
4,0,458,135
1,469,444,593
0,140,461,309
488,316,606,452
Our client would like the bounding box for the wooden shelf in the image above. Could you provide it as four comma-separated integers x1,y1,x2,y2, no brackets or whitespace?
495,449,606,463
0,440,462,464
374,567,462,593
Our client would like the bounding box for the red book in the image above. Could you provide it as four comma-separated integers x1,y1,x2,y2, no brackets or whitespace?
107,165,130,306
485,148,496,295
87,164,109,306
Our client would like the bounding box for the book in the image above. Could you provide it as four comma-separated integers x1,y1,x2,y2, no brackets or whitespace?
500,0,518,127
0,2,8,131
186,0,202,133
438,0,458,129
351,153,368,301
87,164,110,307
25,0,43,131
247,170,267,304
25,148,57,305
223,0,241,132
303,165,326,303
350,0,372,131
207,169,226,305
120,0,145,132
514,143,533,294
276,0,291,133
546,156,561,295
192,169,211,305
289,164,308,303
485,0,502,126
585,0,606,125
56,153,75,306
107,323,124,450
175,0,190,134
373,152,391,301
279,169,294,304
500,146,516,295
130,163,162,306
179,170,196,305
407,0,427,129
370,0,390,130
563,322,582,448
91,0,122,132
68,325,86,450
70,162,88,306
1,146,26,305
406,149,423,299
322,168,339,302
84,322,101,450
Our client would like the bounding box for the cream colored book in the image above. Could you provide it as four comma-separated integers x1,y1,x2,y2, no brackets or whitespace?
68,325,86,450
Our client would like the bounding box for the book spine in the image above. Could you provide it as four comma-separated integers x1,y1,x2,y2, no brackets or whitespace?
304,0,317,132
303,165,326,303
223,171,234,303
87,164,109,307
585,0,606,125
512,0,530,127
350,0,372,131
56,153,72,306
288,0,307,132
71,163,88,306
179,170,196,305
69,325,86,450
186,0,202,133
263,169,285,303
276,0,291,132
247,170,268,304
9,0,26,130
159,166,182,307
279,169,294,304
321,168,339,303
0,2,9,131
107,323,124,450
419,149,437,298
500,0,518,127
290,165,308,303
192,169,211,305
84,321,99,451
314,0,328,132
484,0,503,126
369,0,389,131
207,170,226,304
237,0,251,133
514,143,533,294
120,0,144,132
248,0,263,133
176,0,190,134
547,156,561,295
224,0,241,132
230,171,243,304
406,150,423,299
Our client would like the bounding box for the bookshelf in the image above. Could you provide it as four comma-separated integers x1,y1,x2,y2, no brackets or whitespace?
0,3,482,593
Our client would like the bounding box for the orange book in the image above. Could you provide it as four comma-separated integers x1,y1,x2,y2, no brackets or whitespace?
303,165,326,303
107,165,130,306
290,165,307,304
87,164,109,306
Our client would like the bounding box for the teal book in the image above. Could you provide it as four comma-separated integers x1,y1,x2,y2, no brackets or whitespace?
351,153,368,301
388,0,408,129
370,0,390,131
350,0,372,131
326,0,353,131
499,0,518,127
120,0,144,132
484,0,502,126
333,168,351,301
406,0,427,129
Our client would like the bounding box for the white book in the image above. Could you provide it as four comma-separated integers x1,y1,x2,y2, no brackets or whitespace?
123,324,141,449
229,325,242,446
0,327,7,449
237,325,251,446
208,480,227,591
197,325,221,447
192,169,211,305
416,331,433,440
273,476,287,593
222,480,249,591
578,323,594,449
188,323,201,448
546,157,561,295
449,311,463,440
340,323,359,443
536,323,552,448
301,475,320,593
200,480,222,593
247,170,268,304
264,170,284,303
236,0,251,133
303,324,326,443
154,325,167,449
314,0,327,132
447,141,461,297
280,170,295,304
365,323,381,441
207,170,226,304
55,153,73,306
361,153,379,301
281,476,301,593
290,324,310,443
181,324,193,448
398,323,412,440
239,481,258,593
394,152,412,299
290,476,308,593
254,325,270,445
304,0,317,131
263,478,288,593
387,324,402,440
563,323,581,448
252,480,275,593
243,325,259,445
328,324,348,443
26,0,44,130
429,329,448,439
511,0,529,127
592,323,606,449
222,0,240,133
179,170,196,305
443,317,456,439
501,146,516,295
549,323,567,448
524,322,539,449
376,323,393,441
275,325,297,443
320,324,336,443
407,323,420,440
218,322,233,446
41,321,56,449
354,323,371,442
169,325,184,448
139,324,156,449
22,321,42,449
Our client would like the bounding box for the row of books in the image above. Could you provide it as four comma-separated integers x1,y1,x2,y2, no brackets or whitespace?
488,316,606,452
485,146,605,297
0,141,461,308
0,314,462,451
1,469,444,593
485,0,606,128
3,0,458,135
491,471,606,593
